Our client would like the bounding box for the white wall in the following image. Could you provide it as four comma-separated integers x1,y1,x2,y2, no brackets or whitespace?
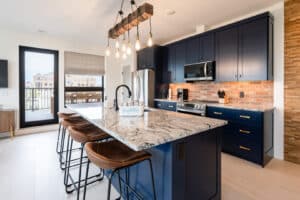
104,52,136,107
0,29,105,132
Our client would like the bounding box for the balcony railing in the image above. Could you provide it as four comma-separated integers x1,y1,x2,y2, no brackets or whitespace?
25,88,54,111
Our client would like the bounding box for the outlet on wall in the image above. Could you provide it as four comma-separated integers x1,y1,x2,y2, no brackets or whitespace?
240,91,245,98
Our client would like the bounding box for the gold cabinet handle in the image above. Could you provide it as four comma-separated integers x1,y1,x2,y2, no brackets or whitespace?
240,115,251,119
239,145,251,151
168,105,174,108
213,112,223,115
239,129,251,134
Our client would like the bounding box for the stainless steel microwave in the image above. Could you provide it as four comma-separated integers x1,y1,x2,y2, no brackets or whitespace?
184,61,215,81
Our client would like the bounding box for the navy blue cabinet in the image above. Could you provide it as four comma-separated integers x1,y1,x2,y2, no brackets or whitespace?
215,27,239,82
167,44,176,83
206,106,274,166
137,46,162,70
216,13,273,82
185,36,201,64
238,17,273,81
154,100,177,112
201,33,215,61
175,41,186,83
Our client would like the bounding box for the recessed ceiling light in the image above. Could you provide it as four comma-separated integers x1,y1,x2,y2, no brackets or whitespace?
166,9,176,16
37,29,46,33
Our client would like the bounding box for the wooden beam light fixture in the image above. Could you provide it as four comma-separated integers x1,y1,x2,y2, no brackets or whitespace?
105,1,154,58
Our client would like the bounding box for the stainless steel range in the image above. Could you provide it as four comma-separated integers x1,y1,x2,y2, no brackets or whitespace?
176,100,218,116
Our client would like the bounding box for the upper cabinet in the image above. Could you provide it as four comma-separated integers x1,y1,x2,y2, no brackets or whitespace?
215,27,239,82
137,46,162,70
216,13,273,82
166,42,186,83
185,36,201,64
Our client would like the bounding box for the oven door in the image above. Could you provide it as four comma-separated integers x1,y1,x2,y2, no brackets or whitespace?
184,63,206,81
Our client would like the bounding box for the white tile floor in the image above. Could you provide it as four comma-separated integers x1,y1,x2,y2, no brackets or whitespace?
1,131,300,200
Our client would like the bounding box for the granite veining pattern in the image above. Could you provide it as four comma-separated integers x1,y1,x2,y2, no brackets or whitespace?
67,103,227,151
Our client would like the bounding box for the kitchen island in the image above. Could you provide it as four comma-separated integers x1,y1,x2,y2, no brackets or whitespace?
68,103,227,200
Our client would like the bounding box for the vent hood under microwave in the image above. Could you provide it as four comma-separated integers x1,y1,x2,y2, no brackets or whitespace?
184,61,215,81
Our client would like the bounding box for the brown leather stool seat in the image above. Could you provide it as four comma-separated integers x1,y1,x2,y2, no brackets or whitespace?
62,117,90,129
85,140,151,170
57,112,77,120
68,125,111,144
83,140,156,200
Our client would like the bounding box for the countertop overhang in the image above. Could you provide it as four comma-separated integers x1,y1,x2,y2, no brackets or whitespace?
67,103,227,151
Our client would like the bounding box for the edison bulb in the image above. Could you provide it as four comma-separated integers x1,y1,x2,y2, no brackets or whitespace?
115,50,120,58
122,53,127,60
121,42,127,52
115,40,120,49
126,46,132,55
135,39,141,50
105,48,110,56
147,37,153,47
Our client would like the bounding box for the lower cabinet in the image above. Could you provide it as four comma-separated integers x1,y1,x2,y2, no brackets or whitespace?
206,106,274,166
154,100,177,112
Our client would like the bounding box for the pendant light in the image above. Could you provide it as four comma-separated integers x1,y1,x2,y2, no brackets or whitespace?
126,30,132,55
147,17,153,47
135,24,141,50
121,34,127,52
105,38,111,56
115,37,120,49
115,49,120,58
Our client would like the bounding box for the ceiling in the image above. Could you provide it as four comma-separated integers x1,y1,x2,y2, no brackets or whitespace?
0,0,281,47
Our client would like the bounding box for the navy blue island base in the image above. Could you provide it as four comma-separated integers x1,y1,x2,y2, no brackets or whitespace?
110,127,222,200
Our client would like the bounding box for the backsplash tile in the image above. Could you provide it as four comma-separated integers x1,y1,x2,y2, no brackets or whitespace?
169,81,273,105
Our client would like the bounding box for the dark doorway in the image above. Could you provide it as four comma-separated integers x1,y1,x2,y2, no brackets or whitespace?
19,46,59,128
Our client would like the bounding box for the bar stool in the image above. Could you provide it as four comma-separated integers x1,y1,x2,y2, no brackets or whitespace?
56,112,77,154
59,116,91,170
83,140,157,200
65,125,111,199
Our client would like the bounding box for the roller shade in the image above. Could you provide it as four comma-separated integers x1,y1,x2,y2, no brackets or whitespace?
64,51,105,75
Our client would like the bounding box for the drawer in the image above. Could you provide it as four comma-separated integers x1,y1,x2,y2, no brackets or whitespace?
236,137,262,164
154,101,164,109
234,110,263,127
164,102,177,111
235,123,262,142
206,106,236,120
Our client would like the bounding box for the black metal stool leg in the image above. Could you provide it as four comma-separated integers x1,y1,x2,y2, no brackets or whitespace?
59,128,66,169
76,144,85,200
65,139,74,193
116,171,122,200
125,168,129,200
148,159,157,200
83,159,90,200
56,123,62,154
107,170,116,200
64,134,71,186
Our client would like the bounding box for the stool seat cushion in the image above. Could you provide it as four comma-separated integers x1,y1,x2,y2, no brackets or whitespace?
57,112,77,119
68,125,110,144
62,117,90,128
85,141,151,170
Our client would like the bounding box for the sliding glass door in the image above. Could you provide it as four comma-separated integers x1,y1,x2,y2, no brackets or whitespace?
19,46,59,128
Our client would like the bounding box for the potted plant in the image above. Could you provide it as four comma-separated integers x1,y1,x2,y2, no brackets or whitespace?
217,90,228,104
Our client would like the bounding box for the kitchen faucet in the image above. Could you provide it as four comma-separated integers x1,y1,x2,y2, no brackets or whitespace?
114,84,132,111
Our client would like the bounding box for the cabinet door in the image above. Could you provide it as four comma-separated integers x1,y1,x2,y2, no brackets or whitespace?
201,33,215,61
175,42,186,83
216,27,239,82
185,37,201,64
238,18,268,81
168,45,176,83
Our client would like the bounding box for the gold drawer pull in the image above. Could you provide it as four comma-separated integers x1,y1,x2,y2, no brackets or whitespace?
239,145,251,151
240,115,251,119
168,105,174,108
239,129,251,134
213,112,223,115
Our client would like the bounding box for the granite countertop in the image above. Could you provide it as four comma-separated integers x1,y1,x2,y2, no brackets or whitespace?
154,98,179,103
67,103,227,151
154,98,274,112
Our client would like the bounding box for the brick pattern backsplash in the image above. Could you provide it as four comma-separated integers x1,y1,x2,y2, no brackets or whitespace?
169,81,273,105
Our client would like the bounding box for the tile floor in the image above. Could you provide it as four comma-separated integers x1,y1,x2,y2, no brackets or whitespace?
0,131,300,200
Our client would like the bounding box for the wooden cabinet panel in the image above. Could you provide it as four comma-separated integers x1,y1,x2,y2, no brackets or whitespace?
0,110,15,137
238,18,269,81
216,27,239,82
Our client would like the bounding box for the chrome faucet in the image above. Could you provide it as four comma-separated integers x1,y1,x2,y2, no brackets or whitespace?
114,84,132,111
